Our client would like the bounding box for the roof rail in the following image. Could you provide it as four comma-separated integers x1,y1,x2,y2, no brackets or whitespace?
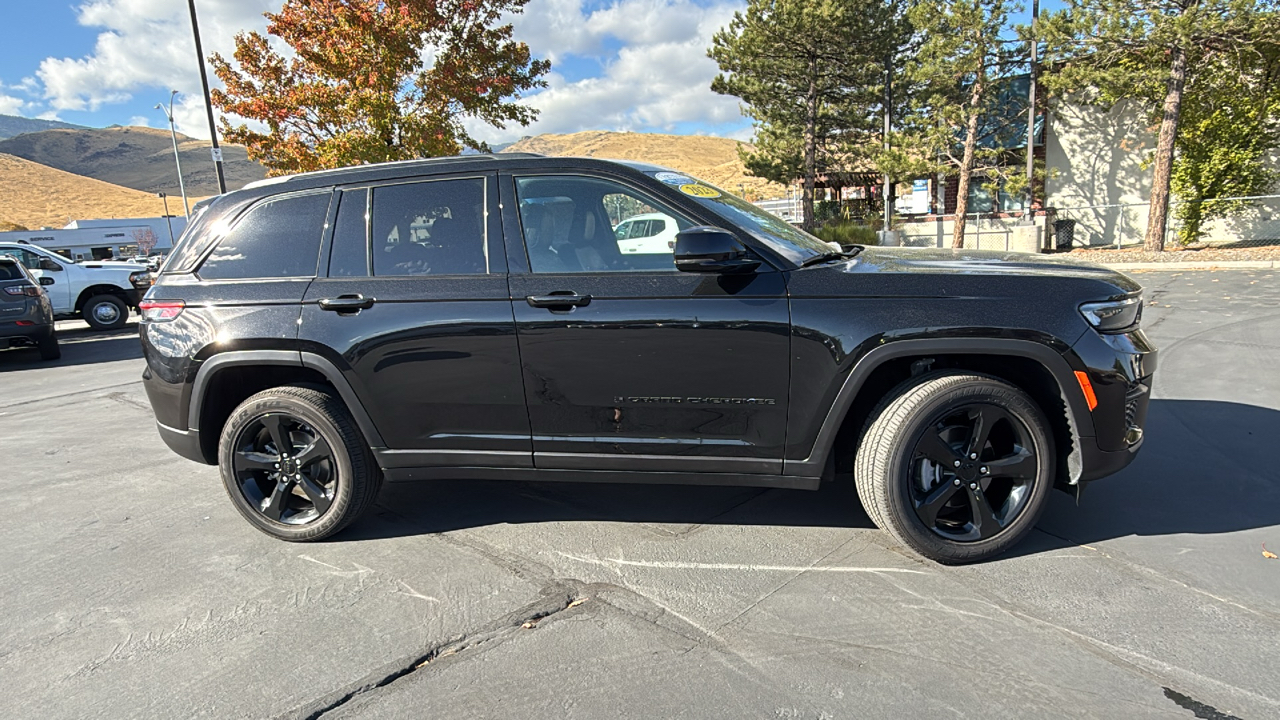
243,153,546,189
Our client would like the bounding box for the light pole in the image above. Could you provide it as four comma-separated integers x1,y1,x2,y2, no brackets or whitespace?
157,193,175,245
188,0,227,194
156,90,190,218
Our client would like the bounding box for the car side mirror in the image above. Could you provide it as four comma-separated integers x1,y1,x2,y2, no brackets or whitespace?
39,258,63,271
673,227,761,274
39,277,55,286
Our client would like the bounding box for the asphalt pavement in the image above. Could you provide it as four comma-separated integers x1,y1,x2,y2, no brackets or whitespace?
2,269,1278,719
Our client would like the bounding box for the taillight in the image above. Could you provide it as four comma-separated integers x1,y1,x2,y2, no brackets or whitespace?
139,299,185,321
3,285,40,297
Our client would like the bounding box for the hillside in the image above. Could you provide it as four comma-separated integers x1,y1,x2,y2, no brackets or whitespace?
0,153,173,229
502,131,784,199
0,125,265,197
0,113,85,141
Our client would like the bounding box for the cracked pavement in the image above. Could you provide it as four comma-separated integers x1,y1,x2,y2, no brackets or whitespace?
1,268,1277,719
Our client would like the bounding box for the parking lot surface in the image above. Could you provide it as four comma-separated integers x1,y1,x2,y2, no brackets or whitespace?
2,268,1278,719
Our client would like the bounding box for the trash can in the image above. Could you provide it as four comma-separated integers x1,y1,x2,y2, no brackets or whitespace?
1053,219,1076,249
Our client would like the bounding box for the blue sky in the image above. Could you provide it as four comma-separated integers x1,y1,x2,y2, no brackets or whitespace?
0,0,1062,142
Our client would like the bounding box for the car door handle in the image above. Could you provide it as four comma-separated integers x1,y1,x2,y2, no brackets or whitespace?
318,294,375,312
526,292,592,309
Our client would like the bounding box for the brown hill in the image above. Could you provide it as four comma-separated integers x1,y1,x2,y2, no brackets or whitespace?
0,153,175,229
502,131,784,199
0,125,265,198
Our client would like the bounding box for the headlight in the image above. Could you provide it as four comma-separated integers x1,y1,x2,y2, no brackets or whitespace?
129,271,152,287
1079,294,1142,333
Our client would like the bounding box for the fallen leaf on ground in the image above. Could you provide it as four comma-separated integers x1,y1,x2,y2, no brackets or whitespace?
1263,543,1277,560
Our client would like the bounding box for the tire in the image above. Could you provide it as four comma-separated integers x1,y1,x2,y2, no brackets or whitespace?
37,329,60,361
82,294,128,330
218,385,382,541
855,372,1055,564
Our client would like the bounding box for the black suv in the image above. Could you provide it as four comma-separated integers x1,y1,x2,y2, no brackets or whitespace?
140,155,1155,563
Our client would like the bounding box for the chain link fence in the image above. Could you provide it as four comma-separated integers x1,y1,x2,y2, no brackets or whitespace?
1051,194,1280,250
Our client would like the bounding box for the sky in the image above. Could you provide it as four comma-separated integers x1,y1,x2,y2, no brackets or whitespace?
0,0,1060,145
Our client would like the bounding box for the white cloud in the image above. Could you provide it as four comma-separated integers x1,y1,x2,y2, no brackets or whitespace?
36,0,277,137
31,0,750,142
0,94,25,116
128,115,152,127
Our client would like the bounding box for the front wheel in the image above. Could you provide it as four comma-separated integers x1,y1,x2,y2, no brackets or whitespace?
855,373,1055,564
218,386,382,541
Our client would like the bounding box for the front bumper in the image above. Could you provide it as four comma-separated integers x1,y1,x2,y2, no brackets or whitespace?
156,421,207,464
1069,326,1156,483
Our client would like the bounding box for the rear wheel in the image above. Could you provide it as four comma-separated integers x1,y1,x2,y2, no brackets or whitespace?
37,329,60,360
855,372,1054,564
83,294,128,330
218,386,382,541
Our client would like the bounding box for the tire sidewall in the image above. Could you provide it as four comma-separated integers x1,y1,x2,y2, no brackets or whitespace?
882,379,1055,563
218,392,357,541
83,295,127,330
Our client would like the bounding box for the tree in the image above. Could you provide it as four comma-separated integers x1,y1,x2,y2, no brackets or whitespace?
1170,38,1280,244
709,0,908,232
1041,0,1280,251
0,220,28,232
211,0,549,175
902,0,1025,248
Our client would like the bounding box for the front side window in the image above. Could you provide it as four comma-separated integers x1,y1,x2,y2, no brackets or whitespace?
371,178,488,277
198,192,329,280
515,176,694,273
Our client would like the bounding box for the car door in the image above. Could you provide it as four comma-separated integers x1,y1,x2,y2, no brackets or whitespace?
12,248,71,313
501,172,791,475
297,173,531,469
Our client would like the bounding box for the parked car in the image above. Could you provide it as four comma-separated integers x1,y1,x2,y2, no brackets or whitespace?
614,212,680,255
0,255,59,360
139,154,1155,564
0,242,151,330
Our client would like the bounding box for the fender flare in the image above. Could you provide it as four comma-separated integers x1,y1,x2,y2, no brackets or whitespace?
783,338,1092,478
187,349,386,449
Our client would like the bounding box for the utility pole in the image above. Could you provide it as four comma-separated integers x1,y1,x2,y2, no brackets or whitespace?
882,54,894,235
1025,0,1039,223
157,193,175,244
155,90,190,217
187,0,227,194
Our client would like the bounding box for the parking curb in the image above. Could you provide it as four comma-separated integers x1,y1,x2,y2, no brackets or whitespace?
1098,260,1279,271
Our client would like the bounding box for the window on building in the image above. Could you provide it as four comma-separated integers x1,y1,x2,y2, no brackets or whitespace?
967,179,1026,214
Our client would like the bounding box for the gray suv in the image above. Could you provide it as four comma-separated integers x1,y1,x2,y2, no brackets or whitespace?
0,255,60,360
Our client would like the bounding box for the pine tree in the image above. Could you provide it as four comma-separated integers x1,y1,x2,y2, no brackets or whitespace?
1042,0,1280,250
709,0,908,232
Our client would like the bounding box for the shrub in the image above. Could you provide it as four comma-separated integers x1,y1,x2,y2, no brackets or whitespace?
812,221,880,247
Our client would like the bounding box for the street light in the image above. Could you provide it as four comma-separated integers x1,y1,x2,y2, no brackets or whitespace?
155,90,190,218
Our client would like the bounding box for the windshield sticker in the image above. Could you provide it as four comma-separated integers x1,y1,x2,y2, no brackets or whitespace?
679,184,721,199
654,172,694,185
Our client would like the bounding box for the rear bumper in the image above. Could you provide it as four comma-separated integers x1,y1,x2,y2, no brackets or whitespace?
0,321,53,342
156,421,208,464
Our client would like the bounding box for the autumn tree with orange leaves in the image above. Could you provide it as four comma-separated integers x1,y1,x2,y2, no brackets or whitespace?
210,0,549,174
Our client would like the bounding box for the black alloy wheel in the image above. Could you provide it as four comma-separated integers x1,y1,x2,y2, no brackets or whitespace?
218,385,382,541
855,372,1054,564
908,404,1039,542
232,413,336,525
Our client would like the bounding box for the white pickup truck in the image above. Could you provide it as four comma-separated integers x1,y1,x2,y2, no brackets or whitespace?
0,242,151,330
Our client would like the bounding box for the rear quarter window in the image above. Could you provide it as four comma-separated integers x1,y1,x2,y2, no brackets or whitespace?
198,192,332,280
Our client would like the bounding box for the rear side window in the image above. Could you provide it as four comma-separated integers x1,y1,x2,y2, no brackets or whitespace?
371,178,488,276
0,261,24,280
199,193,330,280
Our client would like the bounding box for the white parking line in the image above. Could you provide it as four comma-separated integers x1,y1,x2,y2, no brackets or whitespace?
555,551,928,575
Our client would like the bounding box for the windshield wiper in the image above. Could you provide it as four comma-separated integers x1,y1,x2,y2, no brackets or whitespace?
799,245,864,268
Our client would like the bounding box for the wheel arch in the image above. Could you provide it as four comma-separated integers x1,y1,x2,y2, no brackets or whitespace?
75,284,134,312
786,338,1092,490
188,350,385,464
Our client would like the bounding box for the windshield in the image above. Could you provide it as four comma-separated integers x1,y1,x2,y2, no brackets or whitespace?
642,171,833,264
